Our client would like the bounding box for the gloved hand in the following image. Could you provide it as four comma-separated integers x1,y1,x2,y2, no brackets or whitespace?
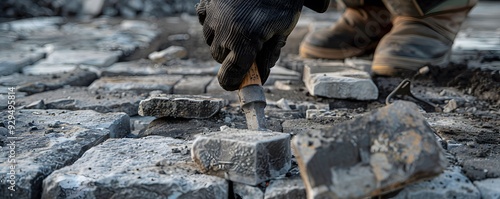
197,0,304,91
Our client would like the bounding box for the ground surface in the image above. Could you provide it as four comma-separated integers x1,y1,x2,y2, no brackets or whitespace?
0,1,499,199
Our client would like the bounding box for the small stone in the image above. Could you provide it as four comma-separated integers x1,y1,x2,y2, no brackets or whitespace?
292,101,447,198
233,183,264,199
0,109,129,199
392,166,480,199
276,98,292,110
42,137,228,199
138,94,225,119
191,128,291,185
44,50,121,67
274,80,294,91
148,46,188,63
173,76,213,94
303,62,378,100
443,99,458,113
89,75,183,94
474,178,500,199
129,116,156,132
264,176,306,199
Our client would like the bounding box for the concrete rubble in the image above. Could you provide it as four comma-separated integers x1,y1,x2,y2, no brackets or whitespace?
0,1,499,199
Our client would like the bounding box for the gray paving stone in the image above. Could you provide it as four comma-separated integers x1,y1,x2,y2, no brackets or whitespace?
474,178,500,199
0,17,64,31
303,62,378,100
0,50,45,76
392,166,480,199
101,60,169,76
22,63,98,75
233,183,264,199
0,109,129,199
42,136,228,199
89,75,183,94
17,87,144,116
292,101,447,199
264,176,306,199
165,62,219,76
0,68,98,94
139,94,225,119
191,128,291,185
173,76,213,94
44,50,121,67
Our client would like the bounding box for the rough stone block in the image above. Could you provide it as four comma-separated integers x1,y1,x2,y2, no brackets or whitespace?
474,178,500,199
173,76,213,94
292,101,447,199
89,75,183,94
233,183,264,199
44,50,121,67
0,17,64,31
22,63,98,75
264,176,306,199
0,109,129,199
191,128,291,185
139,94,225,119
42,136,228,199
392,166,480,199
17,87,144,115
303,62,378,100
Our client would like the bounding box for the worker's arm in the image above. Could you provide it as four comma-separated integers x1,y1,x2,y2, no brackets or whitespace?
196,0,306,91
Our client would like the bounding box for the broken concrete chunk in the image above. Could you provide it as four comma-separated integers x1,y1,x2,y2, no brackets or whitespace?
303,62,378,100
474,178,500,199
0,109,129,199
89,75,183,94
264,176,306,199
292,101,447,199
392,166,480,199
191,128,291,185
233,183,264,199
148,46,188,63
138,94,225,119
42,136,228,199
173,76,213,94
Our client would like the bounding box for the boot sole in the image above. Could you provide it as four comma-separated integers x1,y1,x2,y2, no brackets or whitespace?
372,51,451,76
299,42,378,60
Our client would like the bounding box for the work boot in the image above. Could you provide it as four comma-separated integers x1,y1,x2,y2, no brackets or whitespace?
372,0,477,76
299,2,392,59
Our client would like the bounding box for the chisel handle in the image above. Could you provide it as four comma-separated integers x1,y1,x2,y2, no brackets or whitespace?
239,62,262,89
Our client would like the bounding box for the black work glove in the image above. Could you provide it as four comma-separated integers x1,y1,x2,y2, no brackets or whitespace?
197,0,304,91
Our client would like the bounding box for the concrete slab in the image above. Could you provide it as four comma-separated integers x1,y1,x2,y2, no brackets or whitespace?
0,68,98,95
0,50,45,76
17,87,145,116
292,101,447,199
303,62,378,100
42,136,228,199
89,75,183,94
139,94,225,119
101,60,169,76
44,50,121,67
0,109,129,199
191,128,291,185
